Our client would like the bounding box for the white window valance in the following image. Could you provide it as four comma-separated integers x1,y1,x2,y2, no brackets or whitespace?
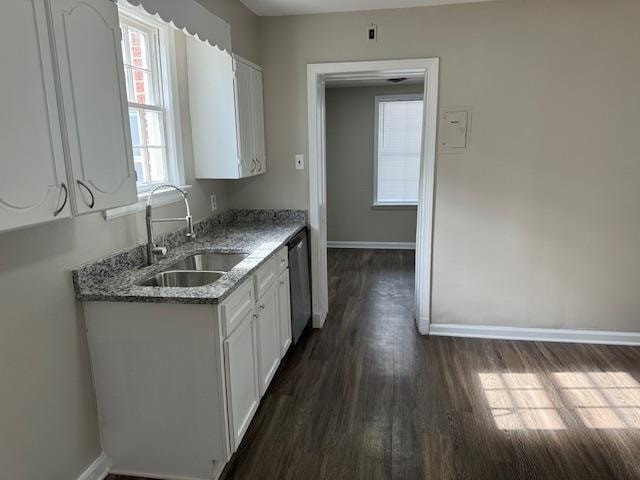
124,0,232,53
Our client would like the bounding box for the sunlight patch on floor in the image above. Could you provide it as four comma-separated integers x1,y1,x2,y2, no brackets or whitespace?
480,371,640,431
479,373,566,430
553,372,640,430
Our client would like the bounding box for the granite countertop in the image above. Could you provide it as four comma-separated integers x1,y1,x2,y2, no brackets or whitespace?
72,209,307,305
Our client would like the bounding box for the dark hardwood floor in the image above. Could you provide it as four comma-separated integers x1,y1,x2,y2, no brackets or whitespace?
108,248,640,480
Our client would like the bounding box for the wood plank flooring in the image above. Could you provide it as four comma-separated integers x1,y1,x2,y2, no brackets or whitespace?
108,248,640,480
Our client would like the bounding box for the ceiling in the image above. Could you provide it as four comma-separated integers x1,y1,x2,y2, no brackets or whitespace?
239,0,496,17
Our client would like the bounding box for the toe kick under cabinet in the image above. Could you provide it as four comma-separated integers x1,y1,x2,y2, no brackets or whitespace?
83,247,292,480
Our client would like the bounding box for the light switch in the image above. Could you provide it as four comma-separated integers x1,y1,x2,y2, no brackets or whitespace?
295,154,305,170
440,107,471,154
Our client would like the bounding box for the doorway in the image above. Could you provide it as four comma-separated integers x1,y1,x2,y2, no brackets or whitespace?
307,59,439,334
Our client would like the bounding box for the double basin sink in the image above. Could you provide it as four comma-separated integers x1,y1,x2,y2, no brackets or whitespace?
139,253,248,288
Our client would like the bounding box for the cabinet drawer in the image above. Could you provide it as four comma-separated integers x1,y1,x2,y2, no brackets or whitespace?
276,246,288,273
220,279,254,338
254,255,278,300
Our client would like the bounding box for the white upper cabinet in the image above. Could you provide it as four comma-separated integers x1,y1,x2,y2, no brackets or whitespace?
0,0,137,233
0,0,71,232
49,0,137,215
186,39,266,179
234,58,255,177
249,66,266,174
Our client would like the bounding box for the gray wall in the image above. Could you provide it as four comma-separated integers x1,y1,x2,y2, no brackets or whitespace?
0,1,259,478
326,84,420,243
227,0,640,333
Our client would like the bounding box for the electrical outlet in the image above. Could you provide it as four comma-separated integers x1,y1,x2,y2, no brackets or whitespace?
210,194,217,212
295,154,305,170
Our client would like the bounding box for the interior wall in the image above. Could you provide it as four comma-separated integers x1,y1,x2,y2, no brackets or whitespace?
195,0,261,64
326,84,421,243
0,1,259,478
229,0,640,332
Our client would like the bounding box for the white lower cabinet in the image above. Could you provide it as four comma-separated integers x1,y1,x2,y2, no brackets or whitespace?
223,305,260,450
256,282,281,396
278,268,293,356
83,250,295,479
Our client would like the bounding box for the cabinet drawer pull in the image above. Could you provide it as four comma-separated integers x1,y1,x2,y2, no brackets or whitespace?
77,180,95,208
259,304,265,310
53,183,68,217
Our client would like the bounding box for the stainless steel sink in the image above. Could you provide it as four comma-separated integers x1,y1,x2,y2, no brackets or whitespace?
139,270,224,288
167,253,248,272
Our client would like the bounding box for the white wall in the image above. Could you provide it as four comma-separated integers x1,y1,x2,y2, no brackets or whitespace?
326,84,420,243
228,0,640,332
0,1,259,478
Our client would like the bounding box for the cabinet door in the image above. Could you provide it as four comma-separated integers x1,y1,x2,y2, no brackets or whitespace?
49,0,137,215
186,38,240,179
250,68,266,175
223,307,260,452
0,0,70,233
277,269,292,357
257,283,280,396
234,59,254,177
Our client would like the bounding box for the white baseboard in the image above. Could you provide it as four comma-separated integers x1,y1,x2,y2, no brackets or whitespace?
416,316,430,335
109,469,219,480
313,311,327,329
429,323,640,346
77,453,111,480
327,241,415,250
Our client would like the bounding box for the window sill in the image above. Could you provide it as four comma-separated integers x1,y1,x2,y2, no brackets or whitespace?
372,203,418,210
103,185,192,221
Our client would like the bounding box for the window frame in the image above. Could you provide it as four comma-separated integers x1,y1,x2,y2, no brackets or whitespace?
118,2,185,195
373,93,424,209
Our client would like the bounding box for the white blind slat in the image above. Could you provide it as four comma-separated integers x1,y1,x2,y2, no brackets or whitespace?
376,98,424,204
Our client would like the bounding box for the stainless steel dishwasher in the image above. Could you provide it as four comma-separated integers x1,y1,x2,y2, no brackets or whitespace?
288,227,312,343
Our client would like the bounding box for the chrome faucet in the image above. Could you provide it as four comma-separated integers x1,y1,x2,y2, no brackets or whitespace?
146,184,195,265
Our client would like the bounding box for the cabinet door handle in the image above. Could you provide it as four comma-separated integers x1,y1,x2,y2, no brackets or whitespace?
53,183,68,217
279,280,285,286
76,180,95,209
259,304,265,310
256,158,263,172
250,158,256,173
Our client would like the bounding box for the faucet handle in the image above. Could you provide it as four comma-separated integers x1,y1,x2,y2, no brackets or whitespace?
152,246,168,257
186,215,195,242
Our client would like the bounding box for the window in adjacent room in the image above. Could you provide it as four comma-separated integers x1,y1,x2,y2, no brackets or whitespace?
119,5,183,194
373,94,424,207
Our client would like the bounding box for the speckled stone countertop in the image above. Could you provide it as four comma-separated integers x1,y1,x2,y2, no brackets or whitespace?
72,209,306,305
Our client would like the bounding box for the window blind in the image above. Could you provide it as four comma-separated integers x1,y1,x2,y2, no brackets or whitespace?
375,97,424,205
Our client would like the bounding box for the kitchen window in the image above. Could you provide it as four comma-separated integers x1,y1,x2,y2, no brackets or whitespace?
119,5,184,194
373,94,424,207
